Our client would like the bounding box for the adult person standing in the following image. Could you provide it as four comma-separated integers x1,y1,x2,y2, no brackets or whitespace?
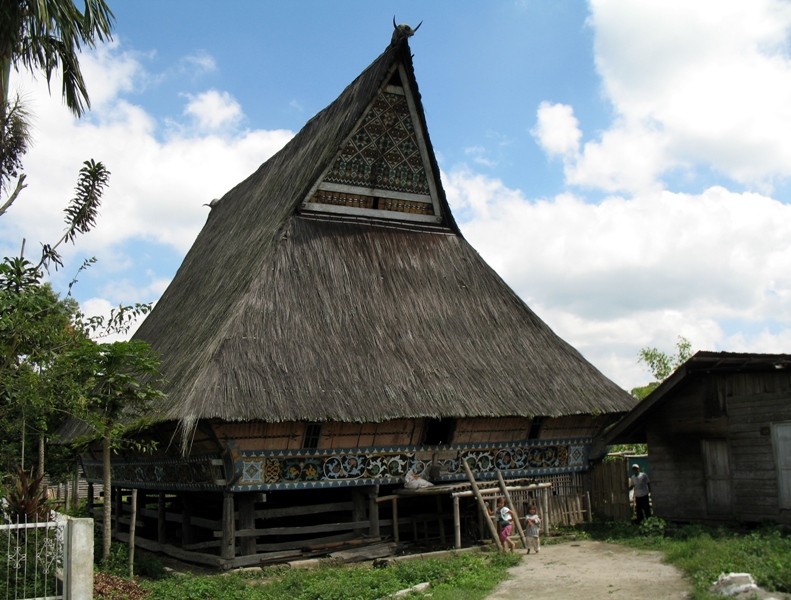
630,463,651,524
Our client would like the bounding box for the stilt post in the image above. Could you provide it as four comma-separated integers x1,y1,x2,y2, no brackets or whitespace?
221,491,236,560
368,485,380,537
128,489,137,578
239,493,256,556
391,498,399,543
452,495,461,549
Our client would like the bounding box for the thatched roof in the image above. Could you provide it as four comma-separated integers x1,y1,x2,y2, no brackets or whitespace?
132,38,634,424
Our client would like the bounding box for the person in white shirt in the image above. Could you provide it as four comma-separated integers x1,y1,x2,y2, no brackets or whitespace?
630,463,652,524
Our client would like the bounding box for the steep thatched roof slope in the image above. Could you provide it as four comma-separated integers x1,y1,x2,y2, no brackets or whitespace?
132,39,634,424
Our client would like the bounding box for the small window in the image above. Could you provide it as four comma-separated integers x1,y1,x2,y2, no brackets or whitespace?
528,416,546,440
303,423,322,449
423,418,455,446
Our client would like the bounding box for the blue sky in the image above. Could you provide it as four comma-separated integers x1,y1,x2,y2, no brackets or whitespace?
3,0,791,390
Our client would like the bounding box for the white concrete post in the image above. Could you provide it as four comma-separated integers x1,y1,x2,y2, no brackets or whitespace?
64,517,94,600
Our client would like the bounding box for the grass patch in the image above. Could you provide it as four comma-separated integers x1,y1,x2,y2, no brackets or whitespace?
571,519,791,599
140,550,521,600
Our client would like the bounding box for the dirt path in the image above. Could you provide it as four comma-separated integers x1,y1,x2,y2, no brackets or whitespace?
486,540,692,600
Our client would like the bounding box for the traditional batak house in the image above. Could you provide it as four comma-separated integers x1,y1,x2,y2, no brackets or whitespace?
76,28,634,566
599,352,791,525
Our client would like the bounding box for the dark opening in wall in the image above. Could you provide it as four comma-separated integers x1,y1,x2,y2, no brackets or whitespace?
423,418,455,446
303,423,322,449
528,416,546,440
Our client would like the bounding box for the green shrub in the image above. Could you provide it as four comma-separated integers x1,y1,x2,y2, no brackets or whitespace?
97,539,165,580
639,516,666,537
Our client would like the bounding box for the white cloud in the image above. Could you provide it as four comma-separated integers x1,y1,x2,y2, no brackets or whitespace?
464,146,496,167
0,43,293,317
183,89,244,132
445,168,791,389
542,0,791,193
179,51,217,75
531,102,581,158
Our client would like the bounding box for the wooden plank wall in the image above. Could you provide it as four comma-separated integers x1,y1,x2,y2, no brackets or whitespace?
729,386,791,523
453,418,532,444
643,371,791,524
590,457,631,521
214,420,420,451
214,415,609,453
541,414,614,440
643,377,725,522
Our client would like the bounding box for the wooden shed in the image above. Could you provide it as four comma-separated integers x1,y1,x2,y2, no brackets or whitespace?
598,351,791,525
64,32,635,565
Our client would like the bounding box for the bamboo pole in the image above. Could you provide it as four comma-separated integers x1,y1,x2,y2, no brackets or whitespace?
496,470,527,548
461,460,502,551
451,483,552,497
541,486,550,535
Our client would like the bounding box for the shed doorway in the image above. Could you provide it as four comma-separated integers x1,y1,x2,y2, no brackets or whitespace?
702,439,732,515
771,422,791,510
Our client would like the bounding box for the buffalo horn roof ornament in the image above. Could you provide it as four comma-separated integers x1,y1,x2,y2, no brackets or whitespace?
391,16,422,45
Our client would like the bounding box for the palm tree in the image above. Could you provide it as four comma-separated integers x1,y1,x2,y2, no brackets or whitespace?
0,0,115,117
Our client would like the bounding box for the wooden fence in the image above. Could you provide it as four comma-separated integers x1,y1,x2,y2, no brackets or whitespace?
590,456,632,521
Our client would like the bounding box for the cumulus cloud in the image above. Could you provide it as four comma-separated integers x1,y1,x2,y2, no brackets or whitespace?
183,89,244,131
0,44,293,320
541,0,791,194
532,102,581,158
445,168,791,388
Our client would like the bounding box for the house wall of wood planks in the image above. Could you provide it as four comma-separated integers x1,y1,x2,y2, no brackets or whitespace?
642,372,791,524
213,415,610,452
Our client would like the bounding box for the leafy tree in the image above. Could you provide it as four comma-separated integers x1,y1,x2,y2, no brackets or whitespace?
0,159,110,478
64,339,163,561
631,335,693,400
0,260,83,476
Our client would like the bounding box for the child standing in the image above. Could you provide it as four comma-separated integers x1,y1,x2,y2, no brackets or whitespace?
524,504,541,554
488,497,517,553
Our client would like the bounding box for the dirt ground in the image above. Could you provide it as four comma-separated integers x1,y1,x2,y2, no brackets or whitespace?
485,540,693,600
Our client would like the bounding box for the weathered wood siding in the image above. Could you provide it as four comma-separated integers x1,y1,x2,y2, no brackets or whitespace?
541,415,615,440
726,371,791,524
645,372,791,524
453,418,532,443
644,377,727,522
214,415,607,453
212,420,420,451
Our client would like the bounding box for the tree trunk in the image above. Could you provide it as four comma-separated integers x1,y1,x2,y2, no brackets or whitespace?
37,434,45,478
103,430,112,562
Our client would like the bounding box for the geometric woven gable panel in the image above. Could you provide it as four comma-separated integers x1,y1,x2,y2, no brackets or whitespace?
324,91,430,195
